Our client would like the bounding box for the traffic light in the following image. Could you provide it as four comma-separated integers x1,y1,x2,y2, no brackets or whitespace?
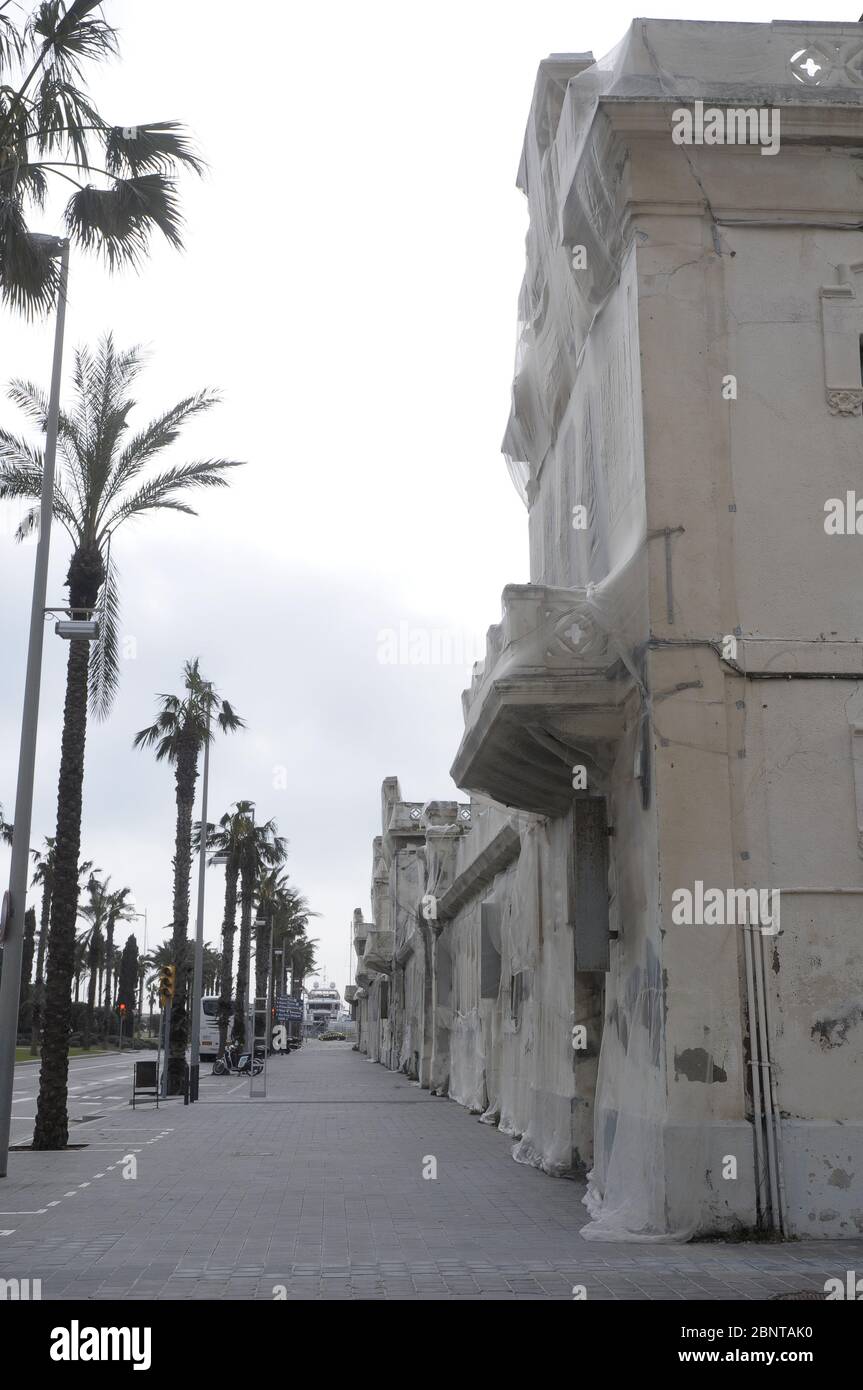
118,1003,127,1015
159,964,176,1005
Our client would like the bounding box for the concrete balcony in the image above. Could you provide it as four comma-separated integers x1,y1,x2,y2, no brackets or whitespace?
386,802,426,838
352,908,368,957
362,928,394,976
344,986,358,1003
450,583,636,817
355,965,372,989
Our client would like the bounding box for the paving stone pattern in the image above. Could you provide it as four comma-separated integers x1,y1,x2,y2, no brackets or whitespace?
2,1042,861,1300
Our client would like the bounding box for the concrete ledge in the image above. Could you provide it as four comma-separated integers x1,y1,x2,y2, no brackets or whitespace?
437,823,522,920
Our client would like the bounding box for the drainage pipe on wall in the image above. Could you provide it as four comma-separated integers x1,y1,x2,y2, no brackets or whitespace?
742,922,769,1225
743,916,787,1235
754,925,789,1235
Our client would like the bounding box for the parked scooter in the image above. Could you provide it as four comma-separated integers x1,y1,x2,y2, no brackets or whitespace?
212,1041,264,1076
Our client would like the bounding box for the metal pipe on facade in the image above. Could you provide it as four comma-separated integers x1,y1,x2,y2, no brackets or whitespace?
742,921,768,1226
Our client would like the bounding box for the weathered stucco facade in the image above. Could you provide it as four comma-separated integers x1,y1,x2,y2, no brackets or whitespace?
356,19,863,1240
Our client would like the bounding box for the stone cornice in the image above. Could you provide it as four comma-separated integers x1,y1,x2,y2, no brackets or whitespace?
436,823,522,922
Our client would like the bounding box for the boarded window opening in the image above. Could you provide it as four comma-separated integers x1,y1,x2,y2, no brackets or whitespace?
480,902,502,1000
510,971,525,1028
572,798,610,971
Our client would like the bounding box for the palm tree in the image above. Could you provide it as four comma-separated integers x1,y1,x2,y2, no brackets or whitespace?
201,945,221,995
289,938,318,1000
0,802,12,843
272,883,318,995
196,800,251,1058
0,1,203,317
145,939,173,1038
28,839,54,1052
134,663,244,1091
254,866,290,1010
29,842,93,1055
231,812,285,1046
145,940,173,987
78,872,108,1047
18,906,37,1031
72,932,87,1003
102,883,133,1010
136,950,153,1027
0,335,242,1149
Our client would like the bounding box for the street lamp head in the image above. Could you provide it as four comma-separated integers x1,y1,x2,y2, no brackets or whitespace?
55,618,100,641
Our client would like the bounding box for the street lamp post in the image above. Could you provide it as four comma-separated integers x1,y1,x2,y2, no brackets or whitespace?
187,688,213,1102
0,239,70,1180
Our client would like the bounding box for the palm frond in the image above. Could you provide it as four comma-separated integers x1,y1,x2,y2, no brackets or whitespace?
0,196,59,316
101,458,243,532
0,444,78,535
0,160,47,209
64,172,184,269
6,376,50,428
0,13,25,73
3,329,242,719
33,72,104,165
217,700,245,735
87,547,120,721
30,1,118,81
97,389,220,521
104,121,205,178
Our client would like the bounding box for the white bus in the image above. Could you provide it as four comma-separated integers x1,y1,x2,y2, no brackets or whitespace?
199,995,221,1061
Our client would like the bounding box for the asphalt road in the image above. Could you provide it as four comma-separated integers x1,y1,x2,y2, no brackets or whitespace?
11,1049,155,1145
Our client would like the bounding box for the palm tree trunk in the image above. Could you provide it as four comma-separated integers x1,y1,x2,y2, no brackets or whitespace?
167,739,198,1092
30,883,52,1055
104,917,115,1010
18,907,37,1031
84,945,98,1048
218,856,239,1056
33,544,103,1150
232,860,253,1046
255,907,272,1009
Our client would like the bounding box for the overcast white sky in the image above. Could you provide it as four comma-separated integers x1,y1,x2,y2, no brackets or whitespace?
0,1,824,994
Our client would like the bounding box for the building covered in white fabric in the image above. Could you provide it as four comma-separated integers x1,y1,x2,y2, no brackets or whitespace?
354,18,863,1240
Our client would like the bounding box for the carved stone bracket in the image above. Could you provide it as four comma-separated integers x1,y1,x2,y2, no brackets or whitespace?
819,273,863,416
827,389,863,417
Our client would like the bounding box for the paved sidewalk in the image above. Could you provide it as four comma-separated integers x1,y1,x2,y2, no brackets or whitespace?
1,1041,861,1300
